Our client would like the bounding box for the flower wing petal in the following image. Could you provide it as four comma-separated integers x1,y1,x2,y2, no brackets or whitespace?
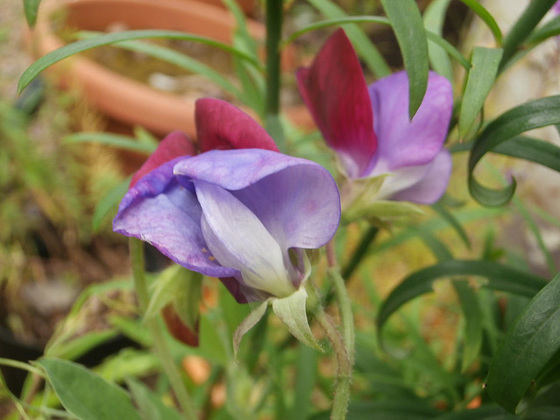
390,148,452,204
114,160,236,278
296,29,377,178
130,131,194,188
232,164,341,250
196,98,278,152
368,71,453,174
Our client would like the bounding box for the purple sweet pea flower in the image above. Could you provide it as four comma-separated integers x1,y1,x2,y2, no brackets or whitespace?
114,100,341,303
297,29,453,205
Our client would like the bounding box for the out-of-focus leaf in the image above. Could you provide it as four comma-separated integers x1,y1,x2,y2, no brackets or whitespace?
459,0,503,46
290,343,318,420
40,358,141,420
127,378,183,420
434,404,516,419
92,177,130,232
310,400,439,420
307,0,391,78
486,273,560,413
431,202,471,248
18,30,261,93
381,0,429,119
499,0,557,69
377,260,548,335
468,96,560,206
64,132,156,154
492,136,560,172
459,47,503,139
423,0,453,80
23,0,41,27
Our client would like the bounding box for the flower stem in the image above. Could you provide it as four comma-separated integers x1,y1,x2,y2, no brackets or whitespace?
264,0,286,151
129,238,197,420
314,306,352,420
319,242,356,419
342,226,379,280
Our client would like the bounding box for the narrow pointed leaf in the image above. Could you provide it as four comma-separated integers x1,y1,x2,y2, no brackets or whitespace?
459,0,503,46
492,136,560,172
39,358,142,420
23,0,41,27
307,0,391,78
64,132,157,154
499,0,557,69
233,301,268,359
468,96,560,206
423,0,453,81
431,202,471,248
18,30,260,94
92,177,130,232
377,260,548,335
459,47,503,139
454,281,483,371
381,0,429,119
486,273,560,413
127,378,183,420
272,288,322,351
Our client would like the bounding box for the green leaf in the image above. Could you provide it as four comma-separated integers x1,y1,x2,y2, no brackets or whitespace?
492,136,560,172
434,405,516,419
423,0,453,81
233,300,268,360
92,177,130,232
145,265,203,330
499,0,557,69
272,288,322,351
459,0,503,46
381,0,429,119
39,358,142,420
486,273,560,413
64,132,157,154
23,0,41,28
127,378,183,420
468,96,560,206
431,201,471,249
376,260,548,335
526,15,560,45
290,343,318,420
307,0,391,78
454,281,483,371
459,47,503,139
18,29,261,94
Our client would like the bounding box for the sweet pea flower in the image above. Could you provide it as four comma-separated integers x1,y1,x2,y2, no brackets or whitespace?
297,29,453,209
113,99,341,304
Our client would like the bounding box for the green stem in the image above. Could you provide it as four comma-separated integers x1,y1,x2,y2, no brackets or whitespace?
314,307,352,420
129,238,197,420
329,268,355,367
341,226,379,281
264,0,286,151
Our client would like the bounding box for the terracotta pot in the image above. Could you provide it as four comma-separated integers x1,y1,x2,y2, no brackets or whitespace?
30,0,313,138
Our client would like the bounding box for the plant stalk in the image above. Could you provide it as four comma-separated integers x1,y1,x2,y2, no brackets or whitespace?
129,238,197,420
265,0,286,151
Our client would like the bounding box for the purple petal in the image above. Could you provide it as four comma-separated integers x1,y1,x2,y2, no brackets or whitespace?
175,148,317,190
390,148,452,204
232,164,341,250
296,29,377,178
130,131,194,188
196,180,295,298
195,98,279,152
113,159,237,278
367,71,453,176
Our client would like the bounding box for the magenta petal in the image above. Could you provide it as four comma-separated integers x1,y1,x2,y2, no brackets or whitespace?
367,71,453,175
113,159,237,278
130,131,194,188
390,148,452,204
296,29,377,178
195,98,279,152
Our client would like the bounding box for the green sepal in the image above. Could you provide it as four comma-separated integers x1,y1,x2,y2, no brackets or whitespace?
272,288,322,351
233,300,268,360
